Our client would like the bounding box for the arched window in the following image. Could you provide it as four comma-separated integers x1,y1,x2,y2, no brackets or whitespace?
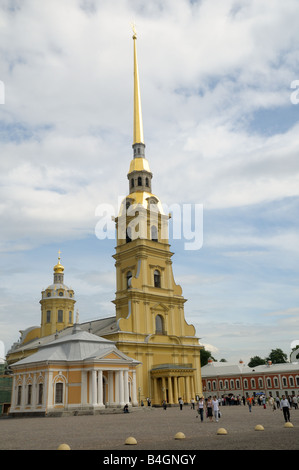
27,384,32,405
145,177,149,187
58,310,63,323
154,270,161,288
151,226,158,242
127,271,132,288
46,310,51,323
131,179,134,188
38,383,43,405
289,376,294,387
138,176,142,186
155,315,164,334
55,383,63,404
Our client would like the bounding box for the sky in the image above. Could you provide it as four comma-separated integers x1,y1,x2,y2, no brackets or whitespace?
0,0,299,364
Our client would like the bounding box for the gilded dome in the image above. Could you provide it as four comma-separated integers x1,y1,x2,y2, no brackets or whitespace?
53,251,64,274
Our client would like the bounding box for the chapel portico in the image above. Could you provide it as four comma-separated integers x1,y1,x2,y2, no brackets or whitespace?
151,364,197,405
10,328,140,416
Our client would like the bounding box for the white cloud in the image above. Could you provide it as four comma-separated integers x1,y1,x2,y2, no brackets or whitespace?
0,0,299,360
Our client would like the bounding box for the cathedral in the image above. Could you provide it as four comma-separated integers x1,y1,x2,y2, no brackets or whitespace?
7,31,203,415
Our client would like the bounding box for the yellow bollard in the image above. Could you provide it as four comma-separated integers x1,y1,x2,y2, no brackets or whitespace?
57,443,71,450
284,422,293,428
217,428,227,435
125,436,137,445
255,425,264,431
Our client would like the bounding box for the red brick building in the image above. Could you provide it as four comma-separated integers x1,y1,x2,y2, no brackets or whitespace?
201,359,299,399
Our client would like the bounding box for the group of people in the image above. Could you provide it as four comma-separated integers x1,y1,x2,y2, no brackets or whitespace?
192,393,298,423
144,392,298,424
196,396,221,422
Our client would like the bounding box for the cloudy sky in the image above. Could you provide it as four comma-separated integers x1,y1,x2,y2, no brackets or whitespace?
1,0,299,364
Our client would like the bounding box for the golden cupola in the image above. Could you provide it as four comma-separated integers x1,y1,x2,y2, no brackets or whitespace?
40,252,75,337
53,250,64,282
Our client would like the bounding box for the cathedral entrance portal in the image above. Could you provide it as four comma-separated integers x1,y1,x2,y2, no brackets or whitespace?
151,364,197,406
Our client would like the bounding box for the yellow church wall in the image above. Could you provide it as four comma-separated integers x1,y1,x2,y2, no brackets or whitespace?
40,298,75,337
21,327,41,344
68,385,81,404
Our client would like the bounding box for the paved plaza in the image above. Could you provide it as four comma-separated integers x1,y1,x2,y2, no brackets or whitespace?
0,403,298,451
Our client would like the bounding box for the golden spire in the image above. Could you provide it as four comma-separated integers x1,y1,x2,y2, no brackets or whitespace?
54,250,64,274
132,24,144,145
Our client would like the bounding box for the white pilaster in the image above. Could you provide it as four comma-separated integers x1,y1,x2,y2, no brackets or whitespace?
119,370,125,406
91,369,97,406
108,371,114,405
97,370,104,407
124,369,129,404
131,369,138,406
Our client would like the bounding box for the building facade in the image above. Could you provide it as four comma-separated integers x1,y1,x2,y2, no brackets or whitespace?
6,30,203,409
102,29,203,405
10,327,140,416
7,255,76,365
201,359,299,399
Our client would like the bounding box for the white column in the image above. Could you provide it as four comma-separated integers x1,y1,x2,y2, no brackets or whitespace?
119,370,125,406
108,371,114,405
97,370,104,407
47,371,53,408
115,370,120,405
124,370,129,405
81,370,88,406
131,370,138,406
91,370,97,406
32,373,37,409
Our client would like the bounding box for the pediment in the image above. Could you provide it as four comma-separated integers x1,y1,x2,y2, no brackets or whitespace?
86,347,140,365
150,302,169,313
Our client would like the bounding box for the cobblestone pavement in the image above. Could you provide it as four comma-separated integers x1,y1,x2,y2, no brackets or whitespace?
0,404,298,451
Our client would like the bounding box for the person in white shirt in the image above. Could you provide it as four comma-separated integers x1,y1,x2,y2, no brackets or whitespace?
280,395,291,422
212,396,220,422
197,397,205,422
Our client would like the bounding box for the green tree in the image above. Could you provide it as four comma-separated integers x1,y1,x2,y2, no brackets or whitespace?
200,348,216,367
248,356,266,367
266,348,288,364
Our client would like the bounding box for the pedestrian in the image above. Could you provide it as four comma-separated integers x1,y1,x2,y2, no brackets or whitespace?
212,396,220,422
197,397,204,422
190,398,195,410
276,396,280,409
162,399,167,410
179,397,184,410
262,395,266,409
292,395,298,410
268,396,276,411
206,396,213,422
280,395,291,422
247,396,253,412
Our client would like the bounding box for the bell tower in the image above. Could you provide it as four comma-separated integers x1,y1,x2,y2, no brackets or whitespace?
40,252,76,337
107,28,203,405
